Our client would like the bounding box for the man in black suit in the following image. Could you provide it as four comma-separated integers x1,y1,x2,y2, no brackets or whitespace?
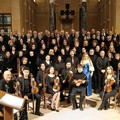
89,48,98,93
36,63,46,94
66,49,79,69
61,62,75,102
18,67,44,120
96,50,109,93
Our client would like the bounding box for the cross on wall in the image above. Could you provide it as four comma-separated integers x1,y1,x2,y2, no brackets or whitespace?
60,4,75,19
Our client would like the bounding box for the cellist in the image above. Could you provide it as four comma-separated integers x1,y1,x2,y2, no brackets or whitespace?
98,66,118,110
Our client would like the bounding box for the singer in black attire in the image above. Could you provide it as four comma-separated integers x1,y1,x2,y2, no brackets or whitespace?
70,64,87,111
18,67,44,120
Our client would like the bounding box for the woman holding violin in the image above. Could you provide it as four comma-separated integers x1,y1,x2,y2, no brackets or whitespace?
17,67,44,120
98,66,118,110
46,66,61,112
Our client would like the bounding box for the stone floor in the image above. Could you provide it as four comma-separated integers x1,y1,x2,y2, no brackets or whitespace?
28,93,120,120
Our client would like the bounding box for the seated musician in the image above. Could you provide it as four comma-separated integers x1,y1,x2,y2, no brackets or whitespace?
70,64,87,111
0,70,18,120
61,62,75,102
98,66,118,110
36,63,46,94
46,66,60,112
17,67,44,120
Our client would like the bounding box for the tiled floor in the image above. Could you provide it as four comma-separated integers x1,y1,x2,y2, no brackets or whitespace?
28,93,120,120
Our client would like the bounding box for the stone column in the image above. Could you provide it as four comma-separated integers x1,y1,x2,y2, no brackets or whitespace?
49,0,55,32
80,0,86,31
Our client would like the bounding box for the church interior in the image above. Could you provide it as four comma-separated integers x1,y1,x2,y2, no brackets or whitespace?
0,0,120,120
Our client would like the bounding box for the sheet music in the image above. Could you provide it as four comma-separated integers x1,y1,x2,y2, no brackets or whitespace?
13,109,19,114
0,94,24,109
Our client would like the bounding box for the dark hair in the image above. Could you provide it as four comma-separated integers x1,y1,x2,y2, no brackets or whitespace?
22,66,30,71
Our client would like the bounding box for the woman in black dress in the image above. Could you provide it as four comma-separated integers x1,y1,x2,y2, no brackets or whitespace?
46,66,60,112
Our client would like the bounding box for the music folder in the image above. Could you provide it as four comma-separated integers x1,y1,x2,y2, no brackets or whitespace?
0,90,25,120
0,90,25,111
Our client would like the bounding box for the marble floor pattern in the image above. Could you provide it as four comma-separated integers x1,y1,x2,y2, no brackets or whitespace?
28,93,120,120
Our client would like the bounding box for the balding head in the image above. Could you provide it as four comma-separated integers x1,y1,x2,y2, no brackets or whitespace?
3,70,12,82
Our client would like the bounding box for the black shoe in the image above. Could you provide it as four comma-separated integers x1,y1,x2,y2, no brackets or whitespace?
50,108,55,111
72,107,76,110
56,109,59,112
79,107,84,111
98,107,102,110
104,106,110,110
35,112,44,116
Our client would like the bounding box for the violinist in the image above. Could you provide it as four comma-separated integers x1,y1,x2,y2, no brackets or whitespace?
36,63,46,94
46,66,60,112
70,64,87,111
98,66,118,110
61,62,75,102
17,67,44,120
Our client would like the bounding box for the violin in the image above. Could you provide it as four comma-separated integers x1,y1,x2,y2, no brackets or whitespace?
53,76,60,91
64,70,74,83
74,79,83,84
31,76,39,94
104,79,115,92
14,81,22,97
53,71,60,91
73,76,87,85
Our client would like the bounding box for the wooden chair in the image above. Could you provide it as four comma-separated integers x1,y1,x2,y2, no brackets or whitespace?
0,112,3,120
41,92,52,109
109,93,120,109
27,99,36,113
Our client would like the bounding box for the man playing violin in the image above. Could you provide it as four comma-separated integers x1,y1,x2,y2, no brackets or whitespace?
61,62,75,102
18,67,44,120
98,66,118,110
70,64,87,111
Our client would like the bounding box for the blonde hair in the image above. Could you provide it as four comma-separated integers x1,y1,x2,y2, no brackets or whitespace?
105,66,115,79
80,53,93,67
